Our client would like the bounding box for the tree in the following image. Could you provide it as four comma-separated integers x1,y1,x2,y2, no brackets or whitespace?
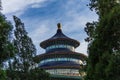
0,13,14,65
85,0,120,80
0,1,16,80
0,11,14,67
12,16,36,80
13,16,50,80
28,68,49,80
0,10,15,80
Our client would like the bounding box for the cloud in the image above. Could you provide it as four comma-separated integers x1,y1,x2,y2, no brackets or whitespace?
30,28,47,54
31,4,42,8
29,23,50,43
3,0,98,55
76,41,88,55
22,0,98,55
25,20,56,55
1,0,48,14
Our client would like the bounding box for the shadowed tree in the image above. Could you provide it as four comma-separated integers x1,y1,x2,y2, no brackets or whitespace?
12,16,36,80
0,0,15,79
12,16,50,80
85,0,120,80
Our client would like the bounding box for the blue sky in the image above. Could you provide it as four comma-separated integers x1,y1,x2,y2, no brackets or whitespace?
2,0,98,55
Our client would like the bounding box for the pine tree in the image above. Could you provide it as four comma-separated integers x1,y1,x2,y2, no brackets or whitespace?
13,16,36,80
0,1,15,79
0,8,14,67
13,16,50,80
85,0,120,80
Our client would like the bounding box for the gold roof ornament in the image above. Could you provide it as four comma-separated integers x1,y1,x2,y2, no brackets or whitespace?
57,23,61,29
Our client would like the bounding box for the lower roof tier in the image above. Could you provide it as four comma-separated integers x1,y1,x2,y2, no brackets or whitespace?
39,65,83,69
40,38,80,49
34,51,87,63
39,61,83,69
50,74,82,80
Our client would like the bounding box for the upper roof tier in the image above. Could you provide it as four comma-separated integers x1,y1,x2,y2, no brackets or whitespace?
40,23,80,49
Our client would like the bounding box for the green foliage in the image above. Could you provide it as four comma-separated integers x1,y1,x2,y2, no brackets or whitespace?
7,68,50,80
12,16,36,79
13,16,36,72
105,54,120,80
88,0,118,16
85,21,98,42
0,13,14,64
29,68,50,80
0,69,6,80
85,0,120,80
11,16,50,80
0,12,15,79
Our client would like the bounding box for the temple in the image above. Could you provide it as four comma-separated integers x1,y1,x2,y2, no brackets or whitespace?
36,23,86,80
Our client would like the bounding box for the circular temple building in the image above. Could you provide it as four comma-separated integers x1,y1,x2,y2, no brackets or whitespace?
36,23,87,80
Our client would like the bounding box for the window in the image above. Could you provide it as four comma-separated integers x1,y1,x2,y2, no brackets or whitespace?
46,44,75,51
39,58,83,65
46,69,80,76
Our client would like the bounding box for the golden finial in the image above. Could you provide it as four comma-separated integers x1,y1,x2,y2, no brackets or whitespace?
57,23,61,29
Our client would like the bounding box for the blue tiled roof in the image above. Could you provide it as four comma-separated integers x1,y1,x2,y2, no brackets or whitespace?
40,26,80,49
49,28,70,39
